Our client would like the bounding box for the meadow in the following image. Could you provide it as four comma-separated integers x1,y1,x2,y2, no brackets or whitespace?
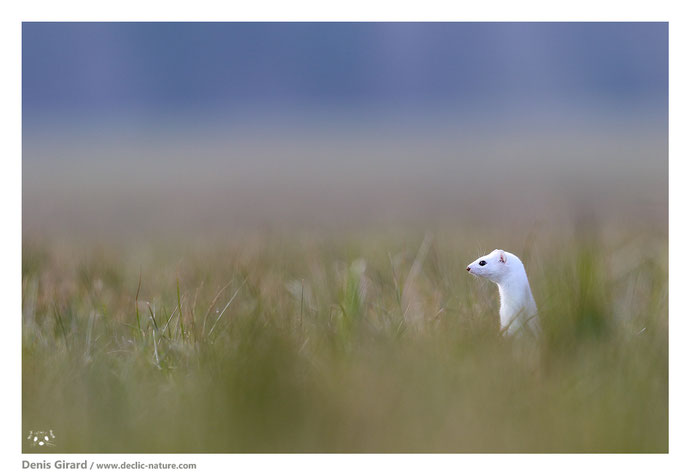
21,21,669,453
22,222,668,453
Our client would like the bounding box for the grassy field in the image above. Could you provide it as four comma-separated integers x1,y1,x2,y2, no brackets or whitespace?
22,224,668,453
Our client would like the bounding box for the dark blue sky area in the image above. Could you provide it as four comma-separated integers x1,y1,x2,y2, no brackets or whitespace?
22,22,668,124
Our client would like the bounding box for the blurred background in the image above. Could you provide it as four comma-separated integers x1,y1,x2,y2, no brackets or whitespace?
23,22,668,241
22,22,669,453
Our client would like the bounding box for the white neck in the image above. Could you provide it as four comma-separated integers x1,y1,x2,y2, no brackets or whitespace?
495,267,538,335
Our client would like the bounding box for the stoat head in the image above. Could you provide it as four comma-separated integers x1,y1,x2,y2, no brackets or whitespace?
466,249,510,284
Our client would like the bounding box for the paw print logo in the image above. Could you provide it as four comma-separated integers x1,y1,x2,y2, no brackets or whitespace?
27,430,56,447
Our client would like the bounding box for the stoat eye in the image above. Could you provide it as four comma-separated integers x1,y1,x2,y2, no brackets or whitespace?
479,260,487,266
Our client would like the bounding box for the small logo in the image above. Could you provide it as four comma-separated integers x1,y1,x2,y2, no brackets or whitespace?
27,430,56,447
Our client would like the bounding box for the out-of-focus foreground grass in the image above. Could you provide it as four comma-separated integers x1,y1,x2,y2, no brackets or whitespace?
22,226,667,453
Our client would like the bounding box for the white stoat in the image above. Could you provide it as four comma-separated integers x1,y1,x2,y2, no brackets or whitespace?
466,249,539,337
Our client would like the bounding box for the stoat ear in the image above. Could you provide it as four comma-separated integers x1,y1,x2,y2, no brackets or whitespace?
498,250,507,263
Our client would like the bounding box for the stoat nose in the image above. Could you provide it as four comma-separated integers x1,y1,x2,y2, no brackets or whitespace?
466,267,471,272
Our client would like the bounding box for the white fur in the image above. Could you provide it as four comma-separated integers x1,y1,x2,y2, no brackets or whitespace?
466,249,539,337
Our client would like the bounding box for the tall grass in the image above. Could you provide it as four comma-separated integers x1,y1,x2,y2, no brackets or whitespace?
22,227,667,452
